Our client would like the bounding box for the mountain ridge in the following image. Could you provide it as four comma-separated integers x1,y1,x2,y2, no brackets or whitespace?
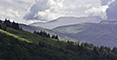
30,16,102,29
100,20,117,24
52,23,117,48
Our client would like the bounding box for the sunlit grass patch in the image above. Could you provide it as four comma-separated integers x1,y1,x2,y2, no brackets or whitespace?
0,29,32,43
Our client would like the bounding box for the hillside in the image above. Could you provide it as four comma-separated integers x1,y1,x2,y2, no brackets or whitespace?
19,24,77,41
0,29,68,60
100,20,117,24
1,28,117,60
0,20,117,60
0,29,31,43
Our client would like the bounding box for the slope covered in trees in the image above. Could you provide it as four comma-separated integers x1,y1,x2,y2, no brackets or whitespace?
0,30,117,60
0,19,117,60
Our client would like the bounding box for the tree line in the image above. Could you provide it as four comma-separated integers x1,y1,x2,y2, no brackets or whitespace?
34,31,59,40
0,19,21,30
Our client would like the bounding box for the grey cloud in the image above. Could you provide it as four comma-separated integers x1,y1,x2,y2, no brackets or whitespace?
30,1,50,12
24,0,50,20
24,13,38,20
106,0,117,20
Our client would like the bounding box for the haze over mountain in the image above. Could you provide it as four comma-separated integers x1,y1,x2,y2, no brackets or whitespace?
30,16,102,29
19,24,77,41
53,21,117,48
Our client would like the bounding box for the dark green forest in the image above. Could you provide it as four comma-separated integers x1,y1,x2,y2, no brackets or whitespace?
0,19,117,60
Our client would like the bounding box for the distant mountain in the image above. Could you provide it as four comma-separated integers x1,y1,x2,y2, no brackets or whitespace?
52,22,117,48
19,24,76,41
30,16,102,29
20,24,53,33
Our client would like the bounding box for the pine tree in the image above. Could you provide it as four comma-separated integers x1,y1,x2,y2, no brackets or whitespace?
4,19,11,27
112,47,117,54
11,21,20,30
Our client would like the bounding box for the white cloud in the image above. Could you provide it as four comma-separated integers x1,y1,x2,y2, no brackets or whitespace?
85,6,108,19
0,8,19,18
24,0,113,21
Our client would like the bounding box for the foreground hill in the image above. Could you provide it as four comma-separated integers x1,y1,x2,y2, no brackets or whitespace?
53,22,117,48
1,28,117,60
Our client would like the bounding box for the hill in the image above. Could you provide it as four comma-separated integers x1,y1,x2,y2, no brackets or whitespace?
19,24,76,41
1,28,117,60
21,20,117,48
0,20,117,60
53,22,117,48
30,16,102,29
100,20,117,24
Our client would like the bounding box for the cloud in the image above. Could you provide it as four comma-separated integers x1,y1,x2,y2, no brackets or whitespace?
0,0,35,24
0,7,19,19
0,0,115,24
101,0,112,5
85,6,108,19
24,0,50,20
24,0,112,21
106,0,117,20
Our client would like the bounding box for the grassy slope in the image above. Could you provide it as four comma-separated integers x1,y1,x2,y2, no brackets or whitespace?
6,28,67,48
0,27,93,50
0,29,31,43
0,31,69,60
0,29,94,60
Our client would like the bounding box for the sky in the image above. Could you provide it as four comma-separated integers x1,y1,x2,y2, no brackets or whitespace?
0,0,116,24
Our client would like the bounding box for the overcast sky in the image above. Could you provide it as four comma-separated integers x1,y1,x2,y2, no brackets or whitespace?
0,0,116,24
